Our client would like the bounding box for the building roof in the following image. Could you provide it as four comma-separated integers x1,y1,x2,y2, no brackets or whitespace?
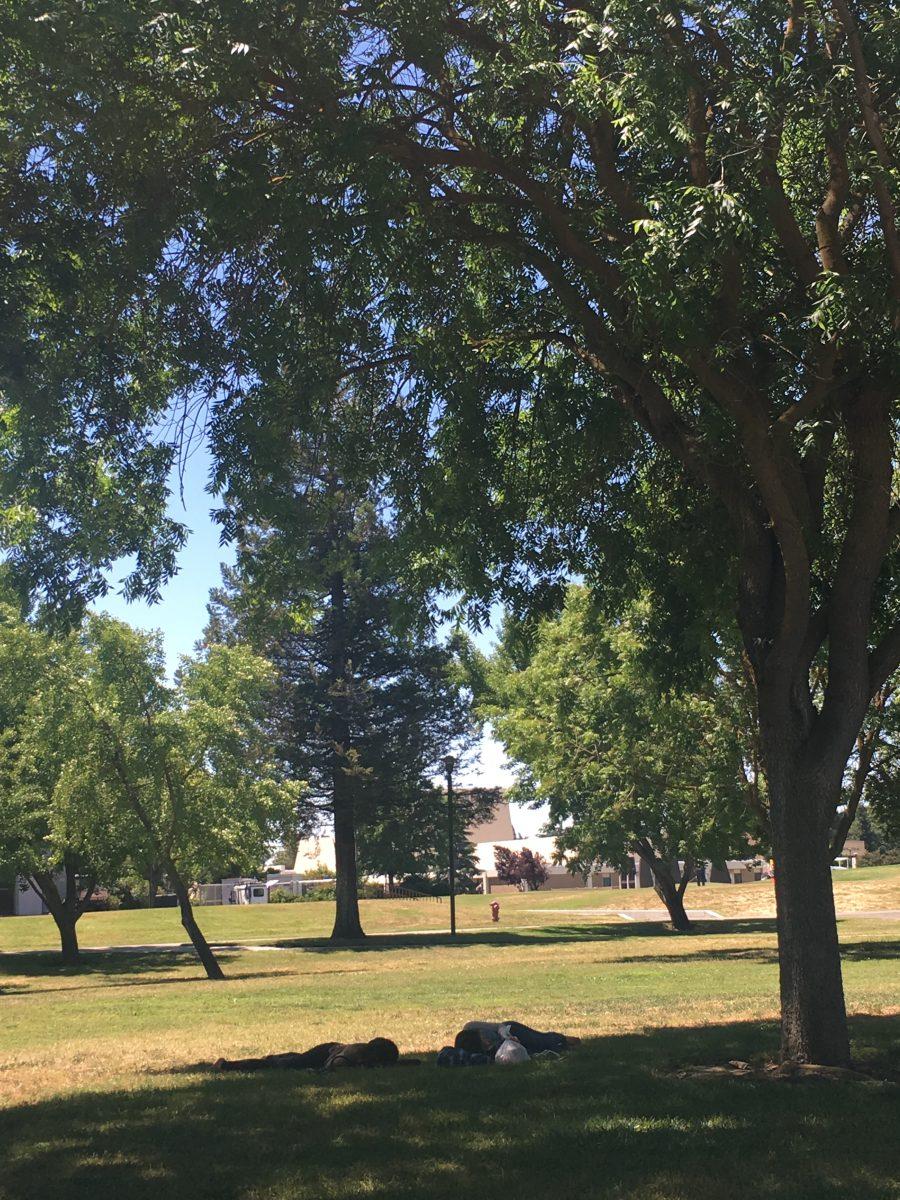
468,798,517,843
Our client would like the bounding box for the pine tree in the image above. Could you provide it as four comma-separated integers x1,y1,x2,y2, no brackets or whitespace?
204,427,474,938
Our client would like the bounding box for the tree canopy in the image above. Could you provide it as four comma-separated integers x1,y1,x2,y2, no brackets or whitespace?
0,600,298,975
484,588,759,927
0,601,128,961
74,616,300,977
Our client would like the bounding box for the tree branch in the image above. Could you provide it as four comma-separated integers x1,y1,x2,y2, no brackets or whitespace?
831,0,900,307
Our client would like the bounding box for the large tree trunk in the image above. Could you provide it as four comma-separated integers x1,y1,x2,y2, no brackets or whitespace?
166,860,225,981
42,892,81,965
331,788,364,940
57,914,80,966
765,750,851,1066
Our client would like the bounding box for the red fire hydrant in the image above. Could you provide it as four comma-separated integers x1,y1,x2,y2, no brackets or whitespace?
490,901,500,923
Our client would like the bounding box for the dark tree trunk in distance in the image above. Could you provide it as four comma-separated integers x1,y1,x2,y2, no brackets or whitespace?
147,864,161,909
329,568,365,941
166,860,225,981
31,859,94,967
36,883,80,964
56,913,80,966
331,790,364,940
635,845,693,931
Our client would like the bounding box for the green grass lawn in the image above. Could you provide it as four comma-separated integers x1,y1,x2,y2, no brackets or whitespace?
2,865,898,953
1,873,898,1199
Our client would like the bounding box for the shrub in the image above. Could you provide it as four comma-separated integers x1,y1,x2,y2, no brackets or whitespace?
859,850,900,867
493,846,550,891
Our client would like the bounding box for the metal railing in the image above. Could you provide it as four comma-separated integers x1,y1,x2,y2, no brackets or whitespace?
382,885,443,904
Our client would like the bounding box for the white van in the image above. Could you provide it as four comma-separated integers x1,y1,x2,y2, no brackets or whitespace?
231,881,268,905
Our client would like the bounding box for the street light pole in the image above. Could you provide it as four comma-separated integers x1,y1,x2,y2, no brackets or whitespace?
442,755,457,937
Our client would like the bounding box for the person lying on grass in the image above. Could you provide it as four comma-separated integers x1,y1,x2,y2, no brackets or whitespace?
437,1021,581,1066
214,1037,413,1072
458,1021,581,1056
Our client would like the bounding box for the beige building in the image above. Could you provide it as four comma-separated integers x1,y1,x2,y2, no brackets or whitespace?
472,800,657,893
292,835,338,875
468,799,517,843
476,833,655,894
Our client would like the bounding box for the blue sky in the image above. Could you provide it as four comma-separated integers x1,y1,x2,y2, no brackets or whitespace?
96,443,545,837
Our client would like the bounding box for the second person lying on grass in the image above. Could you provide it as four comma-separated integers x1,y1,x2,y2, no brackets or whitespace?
214,1038,412,1072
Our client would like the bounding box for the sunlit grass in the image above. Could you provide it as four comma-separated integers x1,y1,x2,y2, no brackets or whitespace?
1,872,898,1199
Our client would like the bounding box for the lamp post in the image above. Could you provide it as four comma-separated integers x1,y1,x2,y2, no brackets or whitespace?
442,754,457,937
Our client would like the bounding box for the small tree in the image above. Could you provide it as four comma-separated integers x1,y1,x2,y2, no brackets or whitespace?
518,849,550,892
357,785,499,891
0,603,129,964
71,616,300,980
831,686,900,855
493,846,550,892
493,846,522,888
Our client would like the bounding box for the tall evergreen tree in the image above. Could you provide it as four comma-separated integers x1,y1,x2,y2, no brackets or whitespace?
204,413,474,939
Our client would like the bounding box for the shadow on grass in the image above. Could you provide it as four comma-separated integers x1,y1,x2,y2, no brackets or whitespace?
606,937,900,967
3,920,895,991
0,948,252,990
276,918,783,953
0,1017,897,1200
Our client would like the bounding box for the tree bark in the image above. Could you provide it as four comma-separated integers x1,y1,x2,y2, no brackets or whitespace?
328,567,365,941
40,888,81,965
166,860,225,980
31,862,90,966
331,788,364,939
147,864,160,909
57,913,80,965
635,847,692,931
765,750,851,1066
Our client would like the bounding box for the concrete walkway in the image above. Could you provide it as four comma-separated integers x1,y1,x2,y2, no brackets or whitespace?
617,908,724,921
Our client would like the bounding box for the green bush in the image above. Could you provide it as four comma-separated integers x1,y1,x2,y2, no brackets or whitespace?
858,850,900,867
298,886,335,901
289,883,383,902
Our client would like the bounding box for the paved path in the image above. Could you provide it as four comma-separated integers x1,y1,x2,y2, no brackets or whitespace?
617,908,724,921
836,909,900,919
2,909,898,959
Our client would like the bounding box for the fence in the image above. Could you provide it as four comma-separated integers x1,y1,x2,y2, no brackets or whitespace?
382,885,443,904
